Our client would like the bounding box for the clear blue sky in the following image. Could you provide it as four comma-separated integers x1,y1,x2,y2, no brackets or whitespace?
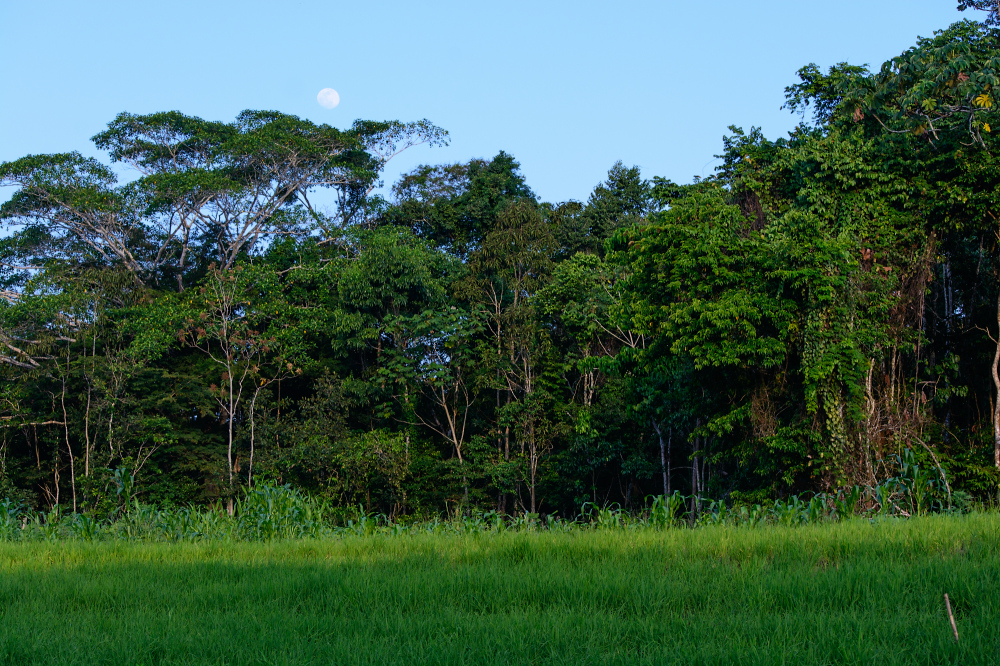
0,1,978,205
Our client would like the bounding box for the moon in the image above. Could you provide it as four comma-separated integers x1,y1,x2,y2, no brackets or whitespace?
317,88,340,109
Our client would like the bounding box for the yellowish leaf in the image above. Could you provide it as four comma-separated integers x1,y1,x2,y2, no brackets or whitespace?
974,93,993,108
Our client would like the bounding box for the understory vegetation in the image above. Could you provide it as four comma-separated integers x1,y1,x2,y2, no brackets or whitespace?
0,446,971,542
7,6,1000,519
0,514,995,665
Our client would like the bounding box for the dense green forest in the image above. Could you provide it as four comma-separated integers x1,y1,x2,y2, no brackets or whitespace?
5,10,1000,518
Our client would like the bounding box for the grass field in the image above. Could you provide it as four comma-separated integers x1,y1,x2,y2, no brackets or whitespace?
0,514,995,665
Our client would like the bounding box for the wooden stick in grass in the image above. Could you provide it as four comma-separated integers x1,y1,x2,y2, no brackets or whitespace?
944,593,959,642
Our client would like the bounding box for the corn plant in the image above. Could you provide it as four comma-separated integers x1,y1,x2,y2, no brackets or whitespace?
69,513,99,541
735,504,766,527
0,499,27,539
807,494,827,524
773,496,806,526
648,492,687,528
698,500,730,526
237,484,327,540
833,487,863,521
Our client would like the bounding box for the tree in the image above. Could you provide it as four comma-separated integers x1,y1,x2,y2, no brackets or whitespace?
805,20,1000,476
579,162,653,251
385,151,536,258
539,252,652,508
381,306,484,500
157,264,299,512
0,154,147,276
459,200,557,513
958,0,1000,26
2,111,447,292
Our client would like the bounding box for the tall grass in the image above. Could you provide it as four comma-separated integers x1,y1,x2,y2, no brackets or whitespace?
0,447,971,543
0,514,995,665
0,451,988,663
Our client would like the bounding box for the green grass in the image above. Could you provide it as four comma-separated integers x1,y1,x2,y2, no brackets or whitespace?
0,514,995,665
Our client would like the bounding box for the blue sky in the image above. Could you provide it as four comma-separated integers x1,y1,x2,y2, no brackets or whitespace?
0,1,977,206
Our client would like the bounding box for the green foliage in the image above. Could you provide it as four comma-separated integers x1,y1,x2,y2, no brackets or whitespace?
6,12,1000,518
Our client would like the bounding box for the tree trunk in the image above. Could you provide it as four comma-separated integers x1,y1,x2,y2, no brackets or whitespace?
60,374,75,513
691,455,699,516
667,428,672,496
84,378,92,478
247,390,257,489
691,418,701,517
227,364,235,516
84,333,95,479
529,420,537,514
653,419,669,497
992,293,1000,470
